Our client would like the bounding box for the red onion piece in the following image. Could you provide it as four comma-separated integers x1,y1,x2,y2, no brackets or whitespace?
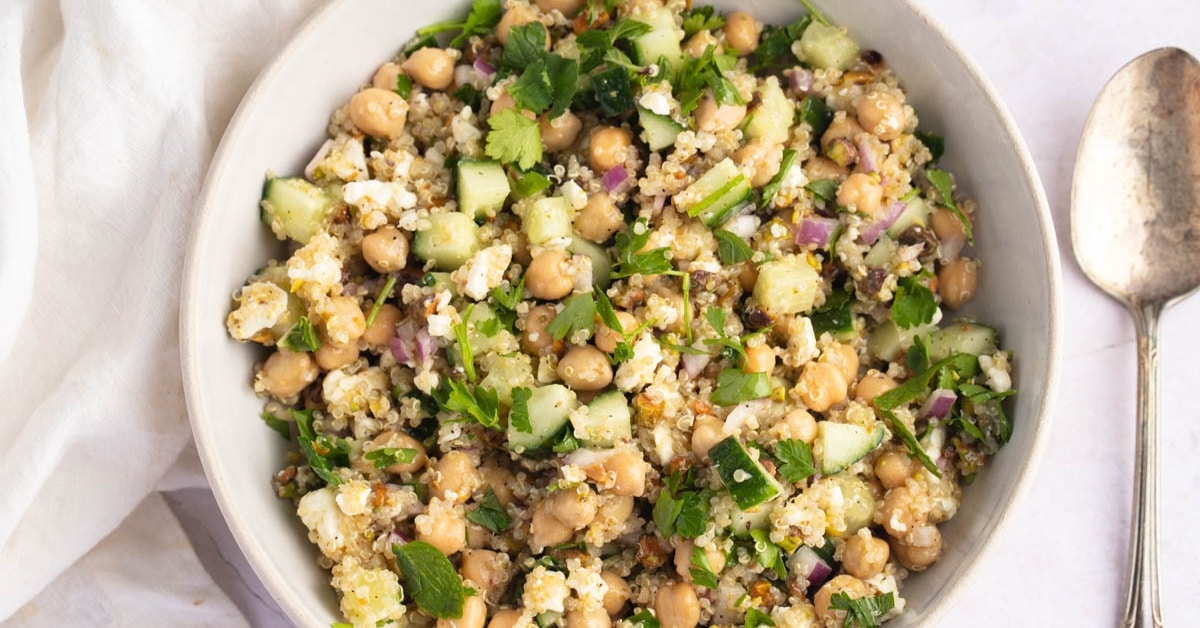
473,57,496,77
789,545,833,587
795,216,839,248
390,319,419,366
415,327,434,362
304,138,334,180
856,136,878,174
860,200,907,245
919,388,958,420
784,67,814,93
652,194,667,212
601,166,631,194
680,352,710,379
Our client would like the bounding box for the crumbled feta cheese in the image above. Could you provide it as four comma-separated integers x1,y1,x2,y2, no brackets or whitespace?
343,180,418,229
638,89,673,116
450,106,483,152
565,557,610,612
522,565,569,614
452,244,513,300
311,134,368,182
323,366,391,420
335,480,374,517
978,353,1012,393
615,333,664,392
781,315,819,368
297,487,360,561
226,281,289,342
287,233,343,302
425,291,457,338
560,180,588,210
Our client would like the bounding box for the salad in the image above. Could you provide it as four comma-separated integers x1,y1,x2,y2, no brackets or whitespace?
224,0,1016,626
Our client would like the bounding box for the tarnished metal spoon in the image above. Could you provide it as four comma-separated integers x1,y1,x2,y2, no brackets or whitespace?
1072,47,1200,628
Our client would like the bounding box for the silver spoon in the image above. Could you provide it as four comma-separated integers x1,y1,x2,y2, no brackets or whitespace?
1072,47,1200,628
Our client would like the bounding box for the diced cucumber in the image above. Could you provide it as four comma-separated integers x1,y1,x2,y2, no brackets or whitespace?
675,158,753,228
523,196,574,245
753,255,821,315
743,79,794,145
638,107,684,151
479,353,536,406
730,503,773,536
567,237,612,290
423,271,457,296
457,159,511,219
414,212,482,270
886,198,934,239
260,177,339,244
632,7,683,70
928,322,998,361
709,436,784,510
829,475,876,537
466,303,508,354
817,421,886,475
868,319,937,362
573,391,632,448
797,22,860,71
507,384,579,454
863,237,897,267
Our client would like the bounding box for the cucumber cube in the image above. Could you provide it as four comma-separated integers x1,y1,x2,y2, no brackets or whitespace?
523,196,574,245
754,256,821,315
414,212,482,271
457,159,511,219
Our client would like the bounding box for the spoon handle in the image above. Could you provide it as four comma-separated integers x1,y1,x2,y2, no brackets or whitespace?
1122,302,1164,628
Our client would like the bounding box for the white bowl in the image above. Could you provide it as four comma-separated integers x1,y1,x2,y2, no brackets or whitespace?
181,1,1062,625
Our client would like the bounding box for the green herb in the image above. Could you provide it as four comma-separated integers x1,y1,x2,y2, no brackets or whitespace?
546,292,596,341
544,55,581,119
805,179,839,203
453,304,477,382
365,447,419,469
774,438,817,483
332,623,353,628
365,275,397,328
491,276,525,311
613,217,673,278
392,541,471,619
476,316,503,338
590,64,636,117
703,307,750,366
958,383,1015,445
799,96,834,144
509,54,580,118
915,130,945,164
628,610,662,628
879,408,939,478
395,74,413,99
749,16,811,73
799,0,830,25
715,229,754,265
577,19,652,72
292,409,349,487
748,529,786,579
260,410,291,440
758,149,799,209
403,33,439,56
689,546,720,588
891,275,937,329
509,386,533,434
434,380,501,429
830,591,894,628
453,84,484,111
279,316,321,353
653,471,712,538
500,22,548,71
594,287,638,363
926,168,973,244
486,108,543,171
906,334,929,374
467,487,512,533
711,368,771,406
550,428,582,454
512,170,553,198
682,6,725,38
745,607,777,628
675,45,743,117
809,287,854,337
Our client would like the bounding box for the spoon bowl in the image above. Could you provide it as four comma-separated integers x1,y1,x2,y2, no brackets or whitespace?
1072,47,1200,628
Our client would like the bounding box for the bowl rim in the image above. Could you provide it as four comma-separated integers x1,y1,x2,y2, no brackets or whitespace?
179,1,1063,626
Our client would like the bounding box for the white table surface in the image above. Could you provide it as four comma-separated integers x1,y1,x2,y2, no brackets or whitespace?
167,1,1200,625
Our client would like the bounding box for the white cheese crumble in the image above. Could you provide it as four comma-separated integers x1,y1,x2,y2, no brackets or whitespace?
978,353,1012,393
226,281,289,342
522,565,569,614
287,233,343,302
614,333,664,392
452,244,513,300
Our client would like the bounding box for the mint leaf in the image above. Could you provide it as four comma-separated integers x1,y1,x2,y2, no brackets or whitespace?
261,410,291,441
509,386,533,434
590,64,635,117
805,179,839,202
774,438,816,483
509,59,553,112
392,541,468,619
830,591,894,628
292,409,349,488
674,489,712,538
892,275,937,329
809,287,854,337
880,408,940,478
749,16,810,73
906,334,929,374
365,447,419,469
486,108,543,171
799,96,833,143
512,170,553,198
546,292,596,341
279,316,321,353
466,487,512,533
711,368,770,406
715,229,754,265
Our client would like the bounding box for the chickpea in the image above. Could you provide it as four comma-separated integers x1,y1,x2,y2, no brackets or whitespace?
438,594,486,628
874,450,916,490
527,249,576,300
362,303,402,348
854,371,897,406
402,48,455,90
892,525,943,571
557,345,614,392
796,361,848,413
843,531,890,579
370,430,427,474
361,226,410,273
432,450,482,503
856,90,906,141
881,486,925,538
417,503,468,555
738,263,758,292
930,207,969,242
742,343,775,376
595,494,635,524
836,172,884,218
654,582,701,628
588,126,633,173
258,349,318,399
565,608,612,628
547,483,600,529
535,0,585,15
314,337,359,371
819,343,859,386
541,111,583,152
938,258,978,310
602,447,647,497
349,87,409,139
372,61,403,92
488,610,523,628
594,310,637,354
521,304,562,356
813,575,869,623
530,501,574,549
575,192,624,243
733,138,784,187
781,408,818,444
497,4,547,48
674,540,726,582
804,155,849,181
466,521,490,549
490,89,531,119
694,91,747,134
600,571,631,616
722,11,762,56
683,30,721,59
461,549,509,602
690,415,727,459
323,296,367,346
820,114,865,152
478,465,517,506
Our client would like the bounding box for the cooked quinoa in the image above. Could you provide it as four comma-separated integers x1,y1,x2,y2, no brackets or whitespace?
226,1,1017,627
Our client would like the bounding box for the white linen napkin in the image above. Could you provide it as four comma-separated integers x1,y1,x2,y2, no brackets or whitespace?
0,0,322,621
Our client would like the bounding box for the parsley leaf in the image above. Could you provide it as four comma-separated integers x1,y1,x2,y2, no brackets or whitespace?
613,217,673,278
501,22,548,71
365,447,419,469
703,307,750,366
748,529,786,579
876,354,978,412
926,168,973,244
675,489,712,538
509,386,533,434
805,179,839,203
364,275,397,328
915,130,945,164
510,54,580,118
292,409,349,487
590,64,636,117
551,427,582,454
799,96,834,144
715,229,754,265
392,541,470,619
486,109,543,171
675,46,743,117
628,610,662,628
416,0,502,48
260,410,291,441
512,170,553,198
830,591,894,628
774,438,817,483
809,287,854,338
491,276,525,311
891,275,937,329
509,59,553,113
467,487,512,533
906,334,930,374
279,316,321,353
745,607,777,628
434,380,501,429
594,287,639,363
758,149,799,209
749,16,810,73
880,408,939,478
395,74,413,99
689,546,720,588
682,7,725,39
711,368,771,406
453,304,478,382
546,292,596,341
